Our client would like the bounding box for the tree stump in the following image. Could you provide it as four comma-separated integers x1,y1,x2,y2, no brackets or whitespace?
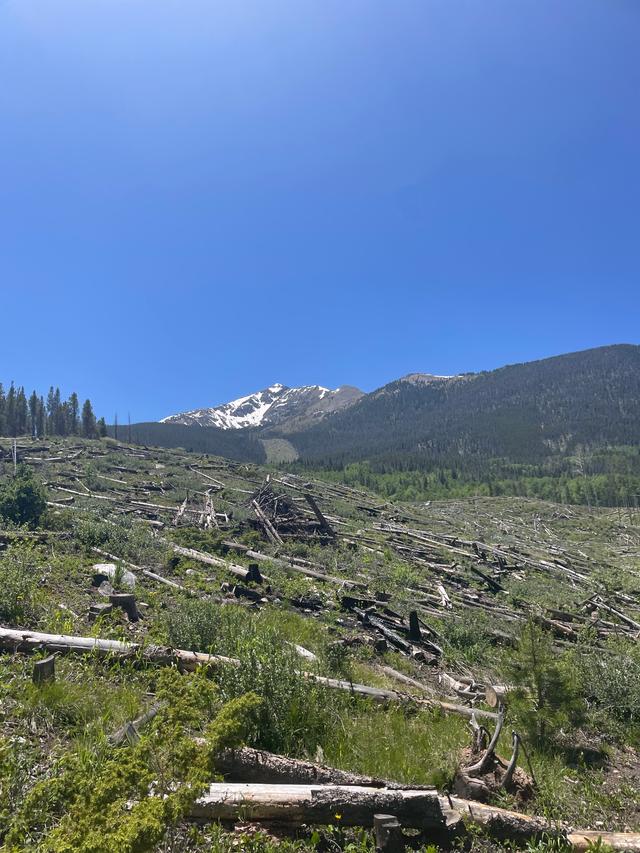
32,654,56,685
109,593,139,622
374,813,405,852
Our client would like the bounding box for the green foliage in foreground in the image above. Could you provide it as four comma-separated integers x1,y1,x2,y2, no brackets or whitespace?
2,669,260,852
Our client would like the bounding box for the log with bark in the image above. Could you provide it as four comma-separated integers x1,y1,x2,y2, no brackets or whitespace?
190,782,444,829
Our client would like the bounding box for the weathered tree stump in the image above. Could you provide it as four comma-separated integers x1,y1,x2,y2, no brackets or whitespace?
374,813,405,852
109,593,139,622
32,654,56,685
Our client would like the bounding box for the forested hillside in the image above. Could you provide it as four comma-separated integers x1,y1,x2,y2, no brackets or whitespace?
288,345,640,505
292,345,640,466
120,346,640,506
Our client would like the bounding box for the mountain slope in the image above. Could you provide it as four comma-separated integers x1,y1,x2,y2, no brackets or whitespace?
287,344,640,467
162,384,363,431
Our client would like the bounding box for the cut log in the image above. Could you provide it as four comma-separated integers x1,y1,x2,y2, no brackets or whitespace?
224,542,366,589
213,747,413,788
444,796,640,851
303,493,336,540
91,548,189,593
109,593,139,622
191,783,443,829
252,500,284,545
485,684,513,708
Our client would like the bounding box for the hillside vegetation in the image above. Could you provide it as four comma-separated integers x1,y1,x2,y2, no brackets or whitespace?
0,436,639,851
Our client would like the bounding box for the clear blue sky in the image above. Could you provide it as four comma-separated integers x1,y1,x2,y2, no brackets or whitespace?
1,1,638,421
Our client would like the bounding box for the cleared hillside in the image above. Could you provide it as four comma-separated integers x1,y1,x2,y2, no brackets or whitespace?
0,436,639,851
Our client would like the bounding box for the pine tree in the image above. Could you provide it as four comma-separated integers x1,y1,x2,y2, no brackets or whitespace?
5,383,17,436
0,384,5,436
68,392,79,435
46,386,56,435
36,396,46,439
81,399,97,438
29,391,39,438
97,417,107,437
16,387,28,435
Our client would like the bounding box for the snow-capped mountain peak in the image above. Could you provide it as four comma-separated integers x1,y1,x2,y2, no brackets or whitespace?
160,383,363,431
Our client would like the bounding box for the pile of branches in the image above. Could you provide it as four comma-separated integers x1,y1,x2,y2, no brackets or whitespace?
250,481,333,544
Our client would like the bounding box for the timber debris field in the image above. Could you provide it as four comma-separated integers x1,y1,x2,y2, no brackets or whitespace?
0,436,639,852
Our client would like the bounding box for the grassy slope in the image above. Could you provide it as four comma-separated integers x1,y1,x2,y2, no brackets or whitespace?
0,436,639,851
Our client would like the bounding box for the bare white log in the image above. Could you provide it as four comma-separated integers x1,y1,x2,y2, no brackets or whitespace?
191,783,443,829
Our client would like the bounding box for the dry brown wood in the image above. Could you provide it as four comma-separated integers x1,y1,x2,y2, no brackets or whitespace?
213,747,417,788
252,500,284,544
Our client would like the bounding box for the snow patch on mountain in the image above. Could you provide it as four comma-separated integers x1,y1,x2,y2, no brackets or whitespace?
161,383,363,430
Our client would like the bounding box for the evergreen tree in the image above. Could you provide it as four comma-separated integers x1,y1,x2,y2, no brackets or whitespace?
68,392,79,434
46,386,56,434
5,383,17,436
53,388,65,435
36,396,46,439
0,384,5,435
16,386,28,435
81,399,97,438
29,391,39,438
97,417,107,438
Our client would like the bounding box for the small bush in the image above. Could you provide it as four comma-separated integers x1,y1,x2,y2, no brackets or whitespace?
0,466,47,529
165,601,341,755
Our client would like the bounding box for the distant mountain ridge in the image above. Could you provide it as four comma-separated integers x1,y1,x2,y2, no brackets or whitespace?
161,383,364,431
125,345,640,499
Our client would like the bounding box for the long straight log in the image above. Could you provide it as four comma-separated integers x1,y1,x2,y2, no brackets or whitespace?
0,626,234,670
189,770,640,850
191,783,443,829
444,797,640,851
91,547,190,593
164,542,266,583
213,747,409,788
223,541,366,590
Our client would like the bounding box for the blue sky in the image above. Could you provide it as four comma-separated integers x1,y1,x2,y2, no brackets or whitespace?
1,0,638,421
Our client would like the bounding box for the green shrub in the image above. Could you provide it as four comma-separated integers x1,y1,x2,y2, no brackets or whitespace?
165,601,341,755
0,466,47,529
507,620,585,747
0,544,41,624
3,669,260,852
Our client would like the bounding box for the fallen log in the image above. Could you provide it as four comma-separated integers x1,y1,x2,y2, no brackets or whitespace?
213,747,415,788
444,797,640,851
0,626,498,720
0,626,235,670
161,542,267,584
224,541,366,589
91,548,190,594
191,783,443,829
190,783,640,850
